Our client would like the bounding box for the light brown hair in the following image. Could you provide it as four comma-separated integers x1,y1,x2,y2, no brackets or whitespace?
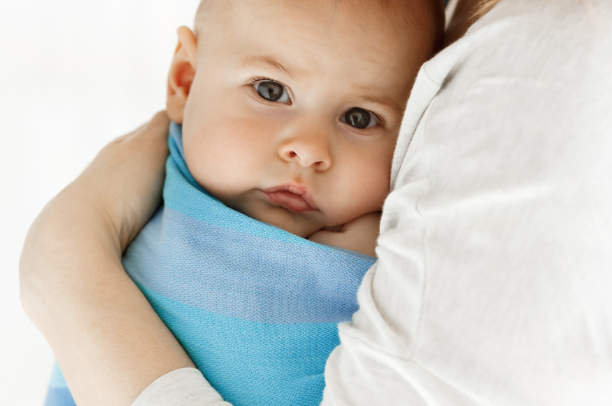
473,0,501,19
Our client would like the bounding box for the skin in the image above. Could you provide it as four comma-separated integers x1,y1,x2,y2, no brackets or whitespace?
19,1,498,405
165,0,437,255
20,113,196,406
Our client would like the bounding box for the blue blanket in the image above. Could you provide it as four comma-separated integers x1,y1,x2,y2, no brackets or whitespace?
44,122,375,406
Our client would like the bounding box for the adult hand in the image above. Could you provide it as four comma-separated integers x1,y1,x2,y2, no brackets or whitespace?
77,110,171,252
20,111,196,406
22,110,170,263
309,212,381,257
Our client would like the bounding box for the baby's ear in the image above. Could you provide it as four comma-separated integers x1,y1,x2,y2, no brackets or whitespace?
167,26,198,123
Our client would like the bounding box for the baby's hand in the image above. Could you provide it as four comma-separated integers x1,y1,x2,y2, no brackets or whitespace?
308,212,381,257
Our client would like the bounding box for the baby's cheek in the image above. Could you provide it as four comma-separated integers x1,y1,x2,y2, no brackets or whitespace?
356,166,390,206
324,185,384,227
342,146,392,213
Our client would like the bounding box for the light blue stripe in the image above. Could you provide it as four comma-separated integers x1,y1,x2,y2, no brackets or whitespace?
124,206,372,323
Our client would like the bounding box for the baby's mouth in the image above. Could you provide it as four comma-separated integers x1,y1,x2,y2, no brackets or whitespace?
262,184,318,213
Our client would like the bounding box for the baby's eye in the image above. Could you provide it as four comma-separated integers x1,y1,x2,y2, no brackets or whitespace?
341,107,380,130
253,79,291,104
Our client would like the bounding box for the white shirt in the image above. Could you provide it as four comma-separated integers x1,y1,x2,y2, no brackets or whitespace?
134,0,612,404
323,0,612,404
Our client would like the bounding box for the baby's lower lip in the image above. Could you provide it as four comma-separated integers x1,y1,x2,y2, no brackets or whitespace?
264,191,315,212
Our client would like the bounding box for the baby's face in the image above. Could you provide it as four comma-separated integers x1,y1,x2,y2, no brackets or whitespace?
180,0,434,237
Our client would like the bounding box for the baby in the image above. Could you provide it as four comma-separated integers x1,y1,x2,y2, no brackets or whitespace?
44,1,443,405
168,0,442,255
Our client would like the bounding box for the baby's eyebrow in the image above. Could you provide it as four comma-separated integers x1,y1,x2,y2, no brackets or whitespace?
358,93,403,115
241,55,294,78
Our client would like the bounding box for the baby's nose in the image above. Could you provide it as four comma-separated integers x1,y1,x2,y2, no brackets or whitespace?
278,135,332,171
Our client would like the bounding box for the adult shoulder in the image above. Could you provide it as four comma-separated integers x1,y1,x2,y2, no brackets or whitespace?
323,1,612,405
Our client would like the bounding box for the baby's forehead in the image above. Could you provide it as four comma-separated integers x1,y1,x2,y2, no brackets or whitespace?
192,0,441,102
194,0,440,38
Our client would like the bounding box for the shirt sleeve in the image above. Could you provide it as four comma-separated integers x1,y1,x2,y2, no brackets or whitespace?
131,368,232,406
321,0,612,405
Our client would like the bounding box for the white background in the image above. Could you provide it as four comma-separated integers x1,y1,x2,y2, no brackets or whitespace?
0,1,199,403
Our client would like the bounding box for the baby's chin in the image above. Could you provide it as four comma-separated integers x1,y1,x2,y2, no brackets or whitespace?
242,204,325,238
257,211,325,239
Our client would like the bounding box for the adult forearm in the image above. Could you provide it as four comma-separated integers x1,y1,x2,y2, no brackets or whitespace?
20,112,199,406
20,183,195,406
